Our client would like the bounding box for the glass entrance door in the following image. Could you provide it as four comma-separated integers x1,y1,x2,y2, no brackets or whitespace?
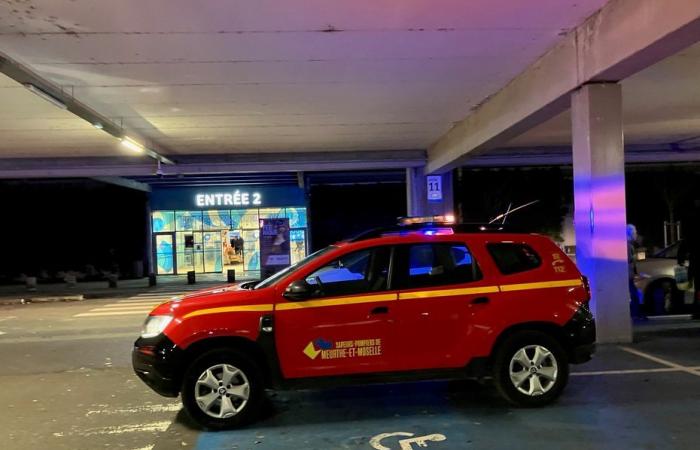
154,233,175,275
203,231,223,272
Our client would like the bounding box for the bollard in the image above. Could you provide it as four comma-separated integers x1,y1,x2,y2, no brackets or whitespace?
26,276,37,292
227,269,236,283
148,273,157,287
187,271,196,285
107,273,118,288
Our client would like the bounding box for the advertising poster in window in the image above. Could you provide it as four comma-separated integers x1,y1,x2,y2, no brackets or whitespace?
260,218,291,277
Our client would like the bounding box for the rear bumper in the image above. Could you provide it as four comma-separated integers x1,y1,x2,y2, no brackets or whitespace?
132,334,184,397
564,303,597,364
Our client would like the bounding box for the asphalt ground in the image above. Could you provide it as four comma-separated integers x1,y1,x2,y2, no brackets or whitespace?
1,293,699,450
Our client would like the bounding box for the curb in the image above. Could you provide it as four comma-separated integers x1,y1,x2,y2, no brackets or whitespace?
0,294,85,306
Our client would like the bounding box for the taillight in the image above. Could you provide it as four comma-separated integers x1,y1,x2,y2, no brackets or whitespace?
581,276,591,302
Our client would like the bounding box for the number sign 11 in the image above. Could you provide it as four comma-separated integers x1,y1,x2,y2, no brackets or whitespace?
426,175,443,201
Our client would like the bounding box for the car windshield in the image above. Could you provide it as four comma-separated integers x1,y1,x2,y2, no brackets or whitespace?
253,246,337,289
654,241,681,259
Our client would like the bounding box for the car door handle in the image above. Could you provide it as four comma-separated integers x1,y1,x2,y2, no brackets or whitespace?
471,297,490,305
370,306,389,315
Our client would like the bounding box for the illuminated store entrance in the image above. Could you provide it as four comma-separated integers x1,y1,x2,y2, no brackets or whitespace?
150,185,308,279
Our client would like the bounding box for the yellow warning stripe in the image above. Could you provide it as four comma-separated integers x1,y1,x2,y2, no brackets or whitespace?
499,279,582,292
399,286,500,300
275,293,397,311
181,279,582,317
182,304,274,319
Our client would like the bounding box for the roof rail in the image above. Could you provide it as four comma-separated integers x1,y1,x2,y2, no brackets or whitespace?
346,223,516,242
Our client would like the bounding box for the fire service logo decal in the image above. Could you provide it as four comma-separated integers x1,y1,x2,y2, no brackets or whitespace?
303,337,382,360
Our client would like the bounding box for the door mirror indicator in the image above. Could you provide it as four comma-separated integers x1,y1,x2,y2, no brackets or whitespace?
284,279,314,300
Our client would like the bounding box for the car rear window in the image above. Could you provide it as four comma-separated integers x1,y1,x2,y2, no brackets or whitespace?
487,243,541,275
394,243,482,289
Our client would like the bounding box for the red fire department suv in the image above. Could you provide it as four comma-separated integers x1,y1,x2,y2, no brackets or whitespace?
133,219,595,429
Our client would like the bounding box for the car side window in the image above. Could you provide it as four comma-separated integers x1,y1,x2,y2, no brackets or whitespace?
487,243,541,275
394,243,482,289
305,247,391,297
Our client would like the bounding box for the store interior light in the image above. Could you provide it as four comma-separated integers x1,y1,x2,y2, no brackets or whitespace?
121,137,145,153
93,122,104,130
23,83,67,110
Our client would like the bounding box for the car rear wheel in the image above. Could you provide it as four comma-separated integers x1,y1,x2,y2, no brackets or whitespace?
493,330,569,407
645,280,676,315
181,349,264,429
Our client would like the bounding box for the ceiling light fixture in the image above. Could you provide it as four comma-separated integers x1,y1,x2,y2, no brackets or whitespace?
120,136,145,153
23,83,68,110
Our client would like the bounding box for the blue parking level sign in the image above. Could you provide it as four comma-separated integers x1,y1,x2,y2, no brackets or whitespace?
427,175,443,201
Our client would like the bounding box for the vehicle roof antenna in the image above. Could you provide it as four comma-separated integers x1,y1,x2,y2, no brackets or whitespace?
502,203,512,225
489,200,540,224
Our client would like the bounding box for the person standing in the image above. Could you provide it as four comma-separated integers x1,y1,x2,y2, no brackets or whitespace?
678,204,700,319
627,224,645,320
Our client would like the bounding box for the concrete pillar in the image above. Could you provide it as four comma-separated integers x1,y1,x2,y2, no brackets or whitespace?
406,167,454,218
571,83,632,343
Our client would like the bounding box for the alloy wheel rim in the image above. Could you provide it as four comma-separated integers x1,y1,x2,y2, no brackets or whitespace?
194,363,250,419
508,345,558,397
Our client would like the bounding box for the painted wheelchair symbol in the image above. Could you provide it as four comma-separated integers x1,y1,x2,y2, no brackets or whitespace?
370,432,447,450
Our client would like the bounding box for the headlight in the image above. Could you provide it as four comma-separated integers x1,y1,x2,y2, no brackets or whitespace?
141,315,173,338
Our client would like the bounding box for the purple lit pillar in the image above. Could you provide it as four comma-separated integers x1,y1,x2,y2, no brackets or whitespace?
572,83,632,343
406,167,454,218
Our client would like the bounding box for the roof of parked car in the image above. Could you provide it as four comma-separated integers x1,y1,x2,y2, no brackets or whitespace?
347,222,524,243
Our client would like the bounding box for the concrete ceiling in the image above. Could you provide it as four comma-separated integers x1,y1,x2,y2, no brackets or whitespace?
0,72,124,157
506,41,700,149
0,0,608,159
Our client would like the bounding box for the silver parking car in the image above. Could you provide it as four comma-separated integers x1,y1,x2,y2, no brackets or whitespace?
635,241,696,315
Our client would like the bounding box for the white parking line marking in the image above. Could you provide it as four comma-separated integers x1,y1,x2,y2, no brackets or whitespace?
75,311,151,317
572,367,692,376
90,306,156,311
118,298,173,303
619,346,700,377
110,301,164,305
79,421,171,436
86,403,181,416
0,332,135,344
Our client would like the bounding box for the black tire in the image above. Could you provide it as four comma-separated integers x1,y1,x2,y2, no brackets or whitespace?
644,280,676,315
181,349,265,430
492,330,569,407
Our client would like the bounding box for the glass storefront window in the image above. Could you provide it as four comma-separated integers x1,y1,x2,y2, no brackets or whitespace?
152,211,175,232
203,231,223,272
241,230,260,271
155,234,174,274
203,210,231,230
240,209,259,230
259,208,285,219
286,207,308,228
290,229,307,265
152,207,307,277
176,211,203,231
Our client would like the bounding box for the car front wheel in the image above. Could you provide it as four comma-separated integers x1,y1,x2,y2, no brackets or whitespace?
493,330,569,407
181,349,264,429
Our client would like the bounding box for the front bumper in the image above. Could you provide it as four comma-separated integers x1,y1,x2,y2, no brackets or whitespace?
564,303,597,364
132,334,185,397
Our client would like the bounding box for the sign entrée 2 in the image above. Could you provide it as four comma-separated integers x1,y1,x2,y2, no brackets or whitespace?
195,191,262,207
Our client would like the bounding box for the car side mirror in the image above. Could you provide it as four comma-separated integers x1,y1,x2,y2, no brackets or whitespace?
284,279,314,301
